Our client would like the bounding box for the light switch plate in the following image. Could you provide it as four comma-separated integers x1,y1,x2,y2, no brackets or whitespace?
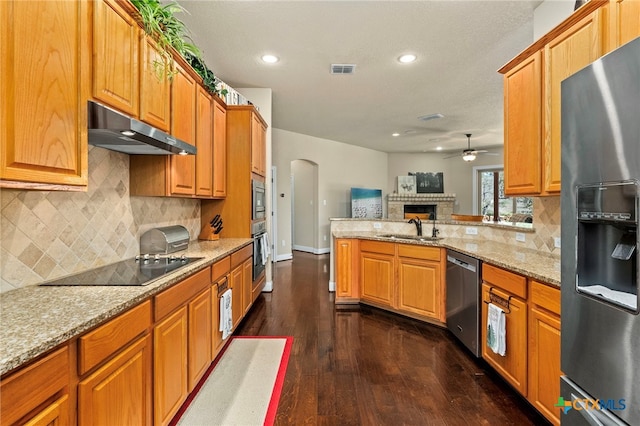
373,222,382,229
516,232,526,242
554,237,561,248
465,227,478,235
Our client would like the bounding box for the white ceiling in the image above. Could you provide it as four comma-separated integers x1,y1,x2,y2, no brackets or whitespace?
179,0,542,154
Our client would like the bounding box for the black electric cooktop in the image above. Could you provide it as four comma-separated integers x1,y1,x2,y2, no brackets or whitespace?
40,256,204,286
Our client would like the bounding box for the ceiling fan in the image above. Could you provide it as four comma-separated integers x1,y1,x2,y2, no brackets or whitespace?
444,133,495,162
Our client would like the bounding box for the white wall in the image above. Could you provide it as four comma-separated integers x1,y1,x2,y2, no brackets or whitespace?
387,148,504,215
273,129,388,259
534,0,576,40
292,159,318,252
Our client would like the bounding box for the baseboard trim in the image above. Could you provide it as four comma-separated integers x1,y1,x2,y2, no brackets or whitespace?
276,253,293,262
328,280,335,292
261,280,273,292
292,245,330,255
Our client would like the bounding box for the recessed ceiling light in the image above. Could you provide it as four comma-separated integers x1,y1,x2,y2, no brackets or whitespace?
392,133,400,137
398,54,417,63
436,146,443,151
261,54,279,63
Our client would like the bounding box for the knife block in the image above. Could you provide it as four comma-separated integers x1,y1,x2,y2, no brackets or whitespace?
198,226,220,241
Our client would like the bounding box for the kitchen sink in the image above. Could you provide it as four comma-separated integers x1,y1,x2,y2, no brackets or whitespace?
376,234,443,242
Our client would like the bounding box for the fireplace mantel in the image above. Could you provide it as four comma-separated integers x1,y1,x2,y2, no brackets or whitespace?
387,193,456,220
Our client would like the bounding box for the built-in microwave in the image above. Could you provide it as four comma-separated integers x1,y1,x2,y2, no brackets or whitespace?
252,179,266,220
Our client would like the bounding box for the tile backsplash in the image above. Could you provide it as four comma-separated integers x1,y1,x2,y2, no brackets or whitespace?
0,147,201,293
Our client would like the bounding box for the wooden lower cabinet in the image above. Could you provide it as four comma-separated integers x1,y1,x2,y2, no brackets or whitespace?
154,307,189,426
397,254,443,321
335,238,359,302
188,289,212,391
0,346,70,426
23,395,69,426
242,258,253,316
230,263,244,328
481,283,528,396
527,281,561,425
78,334,152,426
359,241,395,307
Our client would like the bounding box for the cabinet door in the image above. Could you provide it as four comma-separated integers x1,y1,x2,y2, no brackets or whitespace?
398,257,441,320
0,347,69,426
610,0,640,49
188,288,212,391
230,264,244,328
528,305,561,425
78,334,152,426
251,113,266,176
92,0,138,116
139,36,170,131
211,276,229,357
544,10,604,193
212,98,227,198
481,284,528,395
503,51,542,196
336,239,359,301
154,307,188,426
195,86,214,198
23,395,69,426
1,0,89,188
170,60,196,196
243,257,253,315
360,251,394,307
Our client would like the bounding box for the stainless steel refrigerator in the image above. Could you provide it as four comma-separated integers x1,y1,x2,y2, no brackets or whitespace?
560,36,640,425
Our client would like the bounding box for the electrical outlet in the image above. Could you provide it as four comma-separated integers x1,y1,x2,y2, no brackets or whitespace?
373,222,382,229
516,232,526,242
554,237,561,248
465,227,478,235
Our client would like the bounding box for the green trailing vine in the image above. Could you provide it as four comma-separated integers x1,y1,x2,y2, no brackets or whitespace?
131,0,226,97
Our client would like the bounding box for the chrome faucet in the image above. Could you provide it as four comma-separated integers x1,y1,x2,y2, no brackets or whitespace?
408,216,422,236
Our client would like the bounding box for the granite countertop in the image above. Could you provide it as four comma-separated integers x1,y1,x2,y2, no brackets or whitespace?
334,231,561,287
0,238,252,377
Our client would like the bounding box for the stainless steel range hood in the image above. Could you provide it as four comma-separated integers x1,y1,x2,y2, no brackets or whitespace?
88,101,197,155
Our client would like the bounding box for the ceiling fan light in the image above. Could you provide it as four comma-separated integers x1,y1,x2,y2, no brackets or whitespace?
462,153,476,162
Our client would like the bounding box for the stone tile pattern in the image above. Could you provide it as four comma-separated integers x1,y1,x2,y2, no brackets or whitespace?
1,147,201,292
388,193,456,220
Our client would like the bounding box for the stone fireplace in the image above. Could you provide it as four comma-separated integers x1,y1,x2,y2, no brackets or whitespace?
387,193,456,220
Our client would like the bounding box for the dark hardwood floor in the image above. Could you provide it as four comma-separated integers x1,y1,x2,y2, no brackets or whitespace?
236,251,549,426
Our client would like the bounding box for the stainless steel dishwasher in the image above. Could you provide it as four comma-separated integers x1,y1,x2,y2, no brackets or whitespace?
446,250,481,357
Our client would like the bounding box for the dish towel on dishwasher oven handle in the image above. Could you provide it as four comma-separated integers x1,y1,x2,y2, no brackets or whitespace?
220,289,233,340
487,303,506,356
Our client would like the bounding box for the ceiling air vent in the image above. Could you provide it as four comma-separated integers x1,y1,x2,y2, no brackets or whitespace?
331,64,356,74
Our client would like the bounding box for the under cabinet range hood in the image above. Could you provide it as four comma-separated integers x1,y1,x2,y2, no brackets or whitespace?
87,101,197,155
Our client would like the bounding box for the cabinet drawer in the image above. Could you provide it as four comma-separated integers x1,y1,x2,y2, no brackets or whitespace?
1,347,69,426
482,263,526,299
360,240,395,255
230,244,252,268
79,300,151,375
155,267,211,320
211,256,230,282
397,244,440,261
529,280,561,316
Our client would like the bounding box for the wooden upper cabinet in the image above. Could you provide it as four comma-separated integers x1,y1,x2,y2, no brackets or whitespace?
503,51,542,196
1,0,89,189
212,97,227,198
169,59,197,196
195,86,214,197
543,9,605,194
251,112,267,176
92,0,139,116
609,0,640,49
139,36,171,131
